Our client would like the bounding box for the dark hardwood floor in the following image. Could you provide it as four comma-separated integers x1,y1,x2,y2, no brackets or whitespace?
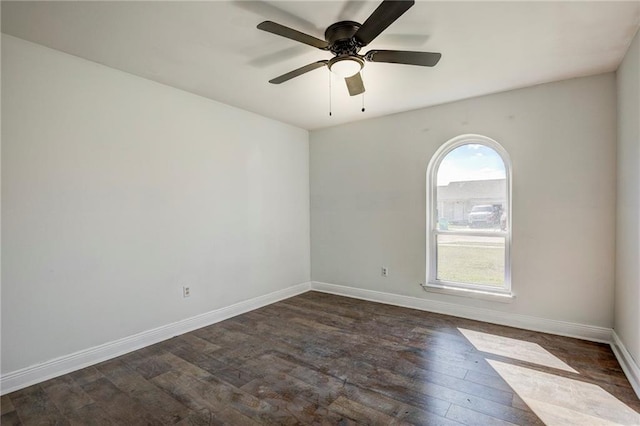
2,291,639,425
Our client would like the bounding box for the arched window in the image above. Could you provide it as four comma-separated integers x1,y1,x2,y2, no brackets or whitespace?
426,135,512,299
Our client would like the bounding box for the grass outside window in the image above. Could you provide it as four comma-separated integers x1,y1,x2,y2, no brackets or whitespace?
436,235,505,286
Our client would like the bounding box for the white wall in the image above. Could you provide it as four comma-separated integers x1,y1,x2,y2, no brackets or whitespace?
1,35,310,374
615,30,640,365
311,74,617,328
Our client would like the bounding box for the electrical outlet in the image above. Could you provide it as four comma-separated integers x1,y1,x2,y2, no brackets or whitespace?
183,286,190,298
381,267,388,277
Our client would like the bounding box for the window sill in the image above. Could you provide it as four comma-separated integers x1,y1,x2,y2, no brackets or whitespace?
421,283,515,303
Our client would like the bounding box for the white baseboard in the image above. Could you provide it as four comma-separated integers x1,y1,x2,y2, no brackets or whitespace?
4,280,628,398
611,331,640,398
310,281,613,343
1,282,311,395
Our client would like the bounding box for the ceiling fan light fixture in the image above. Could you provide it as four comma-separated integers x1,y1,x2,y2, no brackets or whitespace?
329,56,363,78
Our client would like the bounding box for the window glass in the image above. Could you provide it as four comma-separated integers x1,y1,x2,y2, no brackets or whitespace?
436,144,507,233
428,137,511,295
436,234,505,286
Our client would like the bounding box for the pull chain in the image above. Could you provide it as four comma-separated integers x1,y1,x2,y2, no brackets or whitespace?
361,69,365,112
328,71,332,117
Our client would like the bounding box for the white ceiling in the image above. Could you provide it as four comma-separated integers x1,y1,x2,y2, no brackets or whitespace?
2,1,639,130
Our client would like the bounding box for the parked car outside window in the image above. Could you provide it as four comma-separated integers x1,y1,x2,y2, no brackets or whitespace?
468,204,501,228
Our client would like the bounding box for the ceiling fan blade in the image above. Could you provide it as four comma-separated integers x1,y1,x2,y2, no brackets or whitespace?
269,60,328,84
345,72,365,96
354,0,414,46
365,50,441,67
257,21,329,50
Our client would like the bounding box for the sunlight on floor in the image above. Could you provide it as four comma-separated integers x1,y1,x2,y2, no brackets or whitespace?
457,328,639,425
457,328,578,373
488,360,640,425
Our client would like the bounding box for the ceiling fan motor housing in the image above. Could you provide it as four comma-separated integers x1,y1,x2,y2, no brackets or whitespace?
325,21,363,56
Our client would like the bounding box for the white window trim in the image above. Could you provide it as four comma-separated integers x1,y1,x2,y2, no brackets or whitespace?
425,134,513,300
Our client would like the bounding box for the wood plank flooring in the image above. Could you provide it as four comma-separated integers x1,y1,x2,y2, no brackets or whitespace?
2,291,639,425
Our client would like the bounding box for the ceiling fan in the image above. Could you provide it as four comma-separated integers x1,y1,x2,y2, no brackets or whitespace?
257,0,441,97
